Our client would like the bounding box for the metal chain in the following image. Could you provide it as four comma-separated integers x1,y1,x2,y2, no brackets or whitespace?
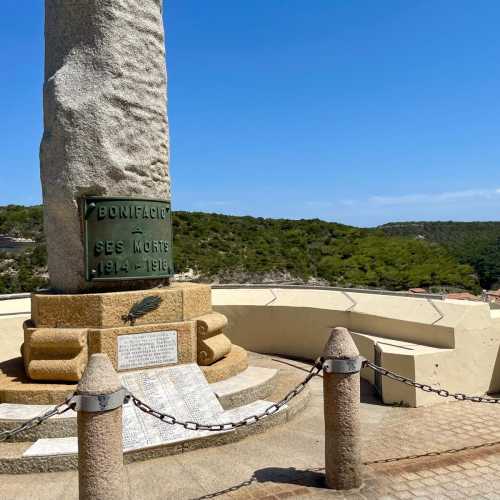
130,357,323,431
364,360,500,403
365,438,500,465
0,394,76,442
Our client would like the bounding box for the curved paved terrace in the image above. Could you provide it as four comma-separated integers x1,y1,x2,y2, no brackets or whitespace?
2,352,500,500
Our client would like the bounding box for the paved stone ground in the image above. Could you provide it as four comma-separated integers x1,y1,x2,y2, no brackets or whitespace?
2,353,500,499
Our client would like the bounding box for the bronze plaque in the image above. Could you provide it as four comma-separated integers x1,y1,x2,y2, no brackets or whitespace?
83,197,173,281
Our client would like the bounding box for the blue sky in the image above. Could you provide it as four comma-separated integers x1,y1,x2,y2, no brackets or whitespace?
1,1,499,227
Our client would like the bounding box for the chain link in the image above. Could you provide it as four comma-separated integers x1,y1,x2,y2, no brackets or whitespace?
130,357,323,431
365,439,500,465
0,358,322,441
365,360,500,404
3,357,496,443
0,394,76,442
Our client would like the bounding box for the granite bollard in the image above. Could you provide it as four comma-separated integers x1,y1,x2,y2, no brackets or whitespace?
77,354,126,500
322,327,363,490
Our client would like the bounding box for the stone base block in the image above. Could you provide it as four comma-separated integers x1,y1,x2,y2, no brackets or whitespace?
22,283,216,382
22,284,237,384
0,357,76,405
31,283,211,329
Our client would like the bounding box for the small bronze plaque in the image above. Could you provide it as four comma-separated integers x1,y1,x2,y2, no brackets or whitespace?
83,197,173,281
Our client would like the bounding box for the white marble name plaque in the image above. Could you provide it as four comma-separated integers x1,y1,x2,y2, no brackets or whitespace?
120,364,224,450
118,330,178,370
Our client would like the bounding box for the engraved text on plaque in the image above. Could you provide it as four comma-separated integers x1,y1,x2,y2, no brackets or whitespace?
118,331,178,370
83,197,173,282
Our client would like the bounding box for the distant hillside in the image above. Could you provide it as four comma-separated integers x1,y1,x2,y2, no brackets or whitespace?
0,205,481,294
0,205,47,293
173,212,479,292
381,221,500,289
0,205,44,240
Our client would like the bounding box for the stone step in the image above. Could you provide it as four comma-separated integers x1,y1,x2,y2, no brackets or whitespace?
0,345,250,405
0,404,76,442
23,399,282,458
0,366,278,442
0,388,310,474
211,366,278,409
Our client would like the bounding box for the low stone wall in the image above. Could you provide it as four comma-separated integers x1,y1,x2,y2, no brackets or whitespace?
0,299,31,364
213,287,500,406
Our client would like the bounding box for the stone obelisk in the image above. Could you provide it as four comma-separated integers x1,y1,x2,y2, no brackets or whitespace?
20,0,239,387
41,0,170,293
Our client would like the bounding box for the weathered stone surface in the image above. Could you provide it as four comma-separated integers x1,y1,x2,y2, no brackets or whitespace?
0,354,76,404
31,288,181,329
41,0,170,293
173,283,212,320
31,284,211,329
20,285,234,386
210,366,278,410
323,328,363,490
23,324,88,382
196,311,231,365
77,354,125,500
197,333,232,366
196,312,228,336
201,345,248,383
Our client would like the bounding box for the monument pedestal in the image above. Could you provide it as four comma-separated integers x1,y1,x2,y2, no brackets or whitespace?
15,283,247,404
